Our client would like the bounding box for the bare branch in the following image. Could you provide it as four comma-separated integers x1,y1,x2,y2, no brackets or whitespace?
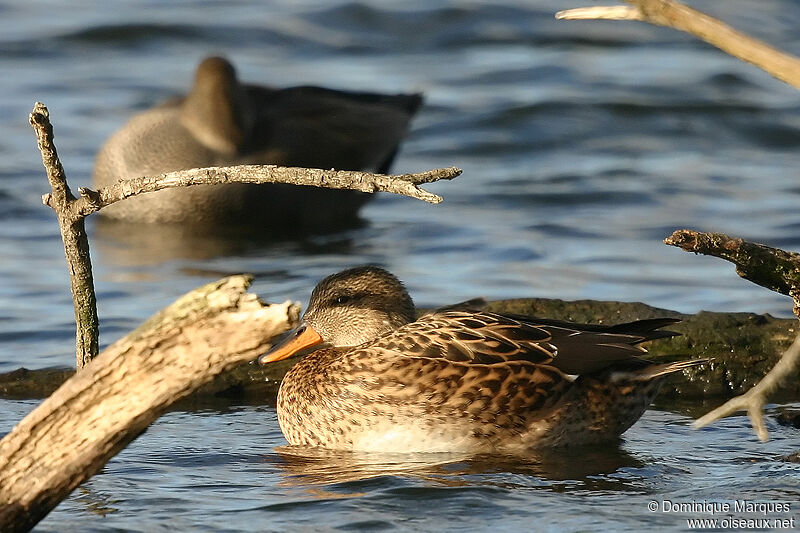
694,331,800,441
664,230,800,302
30,103,99,369
70,165,462,217
557,0,800,89
0,276,299,532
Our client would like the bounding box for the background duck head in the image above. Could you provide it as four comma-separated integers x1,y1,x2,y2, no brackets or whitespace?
179,56,255,155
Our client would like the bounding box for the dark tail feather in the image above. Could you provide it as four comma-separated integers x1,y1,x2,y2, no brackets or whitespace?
605,317,682,343
500,314,681,343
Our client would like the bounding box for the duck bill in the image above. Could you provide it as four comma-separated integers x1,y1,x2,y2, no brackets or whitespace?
258,324,323,364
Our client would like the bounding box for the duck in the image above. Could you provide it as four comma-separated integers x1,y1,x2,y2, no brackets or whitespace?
259,266,707,453
93,56,423,228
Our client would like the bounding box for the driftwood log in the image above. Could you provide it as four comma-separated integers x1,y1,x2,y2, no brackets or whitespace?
0,276,299,533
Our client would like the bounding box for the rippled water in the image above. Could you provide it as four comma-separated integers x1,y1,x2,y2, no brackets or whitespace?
1,0,799,530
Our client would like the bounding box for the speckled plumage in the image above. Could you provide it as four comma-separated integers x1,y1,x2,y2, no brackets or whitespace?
264,266,707,453
93,57,422,227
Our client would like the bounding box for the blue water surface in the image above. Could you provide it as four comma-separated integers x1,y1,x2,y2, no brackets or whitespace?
0,1,798,531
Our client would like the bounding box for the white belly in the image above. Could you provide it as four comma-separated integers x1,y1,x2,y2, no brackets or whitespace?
349,422,486,453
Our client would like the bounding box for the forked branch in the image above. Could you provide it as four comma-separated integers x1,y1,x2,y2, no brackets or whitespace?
47,164,461,218
693,332,800,442
30,103,98,368
31,102,460,368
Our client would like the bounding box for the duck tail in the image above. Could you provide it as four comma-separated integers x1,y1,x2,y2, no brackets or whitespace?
605,317,682,342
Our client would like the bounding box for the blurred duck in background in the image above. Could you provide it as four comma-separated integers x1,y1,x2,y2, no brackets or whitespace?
93,56,423,230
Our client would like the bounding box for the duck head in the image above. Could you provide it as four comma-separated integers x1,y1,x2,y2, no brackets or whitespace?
259,266,415,364
180,56,254,154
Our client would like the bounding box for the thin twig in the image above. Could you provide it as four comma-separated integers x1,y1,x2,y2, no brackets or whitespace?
50,165,462,219
30,103,99,369
557,0,800,89
693,331,800,441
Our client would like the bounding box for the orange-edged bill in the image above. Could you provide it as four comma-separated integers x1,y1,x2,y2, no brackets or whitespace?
259,324,323,364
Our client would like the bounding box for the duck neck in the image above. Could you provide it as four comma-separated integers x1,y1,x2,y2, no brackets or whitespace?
181,77,253,154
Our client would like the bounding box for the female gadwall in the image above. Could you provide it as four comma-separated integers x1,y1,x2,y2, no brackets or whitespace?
93,57,423,228
259,266,707,453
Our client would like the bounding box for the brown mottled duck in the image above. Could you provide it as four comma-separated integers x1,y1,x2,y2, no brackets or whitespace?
259,266,706,453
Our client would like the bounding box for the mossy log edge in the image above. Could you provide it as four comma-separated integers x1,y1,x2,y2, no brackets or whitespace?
2,297,797,404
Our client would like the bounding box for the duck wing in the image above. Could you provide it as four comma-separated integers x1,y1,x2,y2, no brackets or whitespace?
343,340,574,425
244,85,423,173
368,311,554,365
368,311,679,374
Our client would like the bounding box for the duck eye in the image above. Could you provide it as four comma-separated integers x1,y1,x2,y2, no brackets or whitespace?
335,295,350,305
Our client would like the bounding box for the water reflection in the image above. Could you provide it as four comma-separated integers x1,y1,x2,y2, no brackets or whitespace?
92,216,362,267
268,443,644,493
73,485,119,518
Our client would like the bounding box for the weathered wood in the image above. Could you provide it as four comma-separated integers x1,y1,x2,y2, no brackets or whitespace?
0,276,299,533
662,230,800,439
693,332,800,442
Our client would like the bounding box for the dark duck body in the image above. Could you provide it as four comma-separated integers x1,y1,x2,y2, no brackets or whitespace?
93,57,423,228
260,266,707,453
